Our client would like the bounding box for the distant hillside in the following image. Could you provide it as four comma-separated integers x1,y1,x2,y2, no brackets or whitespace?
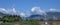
46,12,60,20
27,14,44,20
26,12,60,21
0,12,7,18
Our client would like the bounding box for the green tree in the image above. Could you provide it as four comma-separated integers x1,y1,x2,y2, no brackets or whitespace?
2,15,22,23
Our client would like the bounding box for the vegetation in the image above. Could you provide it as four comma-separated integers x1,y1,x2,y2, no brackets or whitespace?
28,19,40,25
0,15,40,25
4,15,21,22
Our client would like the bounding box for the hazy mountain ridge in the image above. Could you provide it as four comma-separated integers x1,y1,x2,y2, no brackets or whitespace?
27,11,60,20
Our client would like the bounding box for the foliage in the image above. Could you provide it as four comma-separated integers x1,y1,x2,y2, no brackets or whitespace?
28,19,40,25
2,15,22,23
0,15,41,25
21,19,40,25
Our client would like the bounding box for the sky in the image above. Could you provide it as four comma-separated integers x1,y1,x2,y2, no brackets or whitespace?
0,0,60,17
0,0,60,11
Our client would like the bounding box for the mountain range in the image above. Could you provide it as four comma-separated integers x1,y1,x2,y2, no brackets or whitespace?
26,11,60,20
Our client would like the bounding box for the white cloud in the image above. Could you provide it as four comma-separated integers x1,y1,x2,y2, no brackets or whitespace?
1,7,60,17
6,8,18,15
49,8,57,11
20,12,26,17
0,8,8,14
19,11,32,17
25,11,31,17
0,8,18,15
12,8,17,13
31,7,40,12
0,8,28,17
0,7,47,17
10,8,17,15
31,7,47,15
48,8,60,12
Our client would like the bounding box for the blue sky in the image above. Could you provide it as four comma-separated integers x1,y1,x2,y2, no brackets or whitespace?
0,0,60,12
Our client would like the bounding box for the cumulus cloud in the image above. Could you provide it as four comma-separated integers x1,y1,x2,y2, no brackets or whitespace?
19,11,32,17
31,7,47,15
7,8,17,15
1,7,59,17
12,8,17,13
0,8,19,15
0,7,47,17
0,8,28,17
20,12,26,17
0,8,8,14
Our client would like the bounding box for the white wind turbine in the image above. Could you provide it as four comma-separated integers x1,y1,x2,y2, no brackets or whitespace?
44,12,49,25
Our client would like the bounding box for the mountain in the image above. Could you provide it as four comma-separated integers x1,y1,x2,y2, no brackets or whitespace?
26,14,44,21
0,12,17,18
0,12,6,18
46,12,60,20
26,12,60,21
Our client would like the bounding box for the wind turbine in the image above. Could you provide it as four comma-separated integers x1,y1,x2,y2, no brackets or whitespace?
44,13,49,25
